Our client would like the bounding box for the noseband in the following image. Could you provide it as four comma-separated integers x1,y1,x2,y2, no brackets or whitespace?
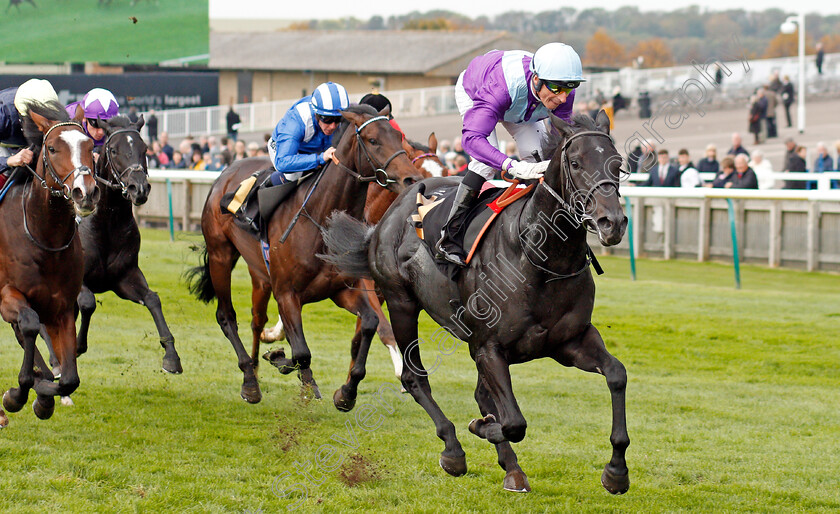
335,115,407,187
539,130,621,227
98,128,147,197
26,121,93,200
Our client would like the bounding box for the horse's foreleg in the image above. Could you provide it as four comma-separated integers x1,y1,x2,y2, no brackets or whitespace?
330,288,378,411
474,345,527,443
40,324,61,377
361,279,401,378
76,286,95,357
388,298,466,477
248,269,271,369
471,374,529,492
32,315,78,419
113,267,182,374
266,294,320,400
0,288,41,415
555,324,629,495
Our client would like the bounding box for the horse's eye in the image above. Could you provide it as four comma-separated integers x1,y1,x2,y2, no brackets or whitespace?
570,160,579,169
48,146,56,153
109,148,117,155
368,138,378,145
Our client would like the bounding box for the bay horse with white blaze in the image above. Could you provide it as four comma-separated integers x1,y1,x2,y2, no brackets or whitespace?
0,103,99,427
187,104,423,408
322,111,631,493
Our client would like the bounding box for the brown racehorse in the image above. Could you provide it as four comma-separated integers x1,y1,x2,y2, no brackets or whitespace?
187,104,423,408
261,133,446,381
0,103,99,428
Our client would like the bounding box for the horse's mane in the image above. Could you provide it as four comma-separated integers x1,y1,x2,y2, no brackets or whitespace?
21,100,70,148
331,104,380,146
407,140,432,153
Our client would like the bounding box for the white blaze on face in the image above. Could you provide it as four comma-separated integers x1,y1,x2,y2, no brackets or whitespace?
421,159,444,178
60,129,90,195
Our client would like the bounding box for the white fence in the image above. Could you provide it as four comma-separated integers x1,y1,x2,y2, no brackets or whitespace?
142,53,840,140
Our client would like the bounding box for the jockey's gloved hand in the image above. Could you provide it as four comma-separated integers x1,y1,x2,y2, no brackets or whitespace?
507,160,550,180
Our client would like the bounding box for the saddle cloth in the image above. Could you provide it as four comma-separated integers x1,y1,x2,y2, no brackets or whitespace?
220,169,314,238
414,181,534,265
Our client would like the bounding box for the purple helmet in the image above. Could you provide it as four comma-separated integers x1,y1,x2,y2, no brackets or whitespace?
81,88,119,120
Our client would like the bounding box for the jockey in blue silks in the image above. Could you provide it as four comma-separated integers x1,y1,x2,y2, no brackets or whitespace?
268,82,350,185
435,42,585,267
0,79,61,189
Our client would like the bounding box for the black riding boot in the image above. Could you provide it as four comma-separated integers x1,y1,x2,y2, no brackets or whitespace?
435,171,484,267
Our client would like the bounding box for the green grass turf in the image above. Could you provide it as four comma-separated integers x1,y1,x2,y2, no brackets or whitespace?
0,0,207,64
1,228,839,512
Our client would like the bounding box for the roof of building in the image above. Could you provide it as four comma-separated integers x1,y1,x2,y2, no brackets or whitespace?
209,31,529,74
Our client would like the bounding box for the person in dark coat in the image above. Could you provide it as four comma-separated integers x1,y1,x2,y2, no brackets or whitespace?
816,43,824,74
785,145,808,190
696,143,720,174
727,132,750,158
226,104,241,142
712,156,736,188
727,154,758,189
147,109,158,142
640,149,680,187
781,75,795,128
748,91,767,145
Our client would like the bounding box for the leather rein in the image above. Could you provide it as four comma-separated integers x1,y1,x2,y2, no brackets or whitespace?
331,115,407,187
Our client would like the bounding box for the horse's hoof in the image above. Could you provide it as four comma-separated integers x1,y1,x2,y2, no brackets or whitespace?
332,387,356,412
162,355,183,374
51,368,61,380
60,396,74,407
601,466,630,495
240,383,262,404
503,470,531,493
468,414,496,437
439,453,467,477
301,383,322,401
0,411,8,428
32,397,55,420
260,326,286,343
2,390,25,413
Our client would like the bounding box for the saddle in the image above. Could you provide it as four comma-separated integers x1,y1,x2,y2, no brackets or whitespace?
413,181,534,266
220,169,313,238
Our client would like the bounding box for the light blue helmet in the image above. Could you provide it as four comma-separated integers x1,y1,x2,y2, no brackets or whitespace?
310,82,350,117
529,43,586,82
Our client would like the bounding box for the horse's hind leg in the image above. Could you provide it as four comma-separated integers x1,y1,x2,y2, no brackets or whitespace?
266,293,320,400
208,241,261,403
555,324,630,495
76,286,95,357
388,297,466,477
40,324,61,377
470,374,530,492
362,279,402,378
112,267,183,374
330,287,378,412
0,289,41,415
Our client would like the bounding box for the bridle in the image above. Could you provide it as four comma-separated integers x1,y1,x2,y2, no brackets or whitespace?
97,128,146,197
24,121,92,200
538,130,621,228
332,115,407,187
517,129,619,281
411,152,437,164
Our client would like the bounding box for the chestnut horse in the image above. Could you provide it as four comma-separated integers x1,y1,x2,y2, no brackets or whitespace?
0,102,99,427
261,134,446,381
187,104,423,408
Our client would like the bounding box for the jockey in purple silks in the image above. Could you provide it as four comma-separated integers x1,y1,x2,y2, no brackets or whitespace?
436,42,585,267
65,88,120,147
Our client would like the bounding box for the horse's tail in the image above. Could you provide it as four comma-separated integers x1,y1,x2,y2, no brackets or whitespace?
184,243,217,303
319,212,374,279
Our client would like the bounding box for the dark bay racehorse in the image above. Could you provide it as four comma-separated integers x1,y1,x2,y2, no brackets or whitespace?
45,115,182,378
261,134,443,381
0,103,99,427
322,112,631,493
187,104,423,407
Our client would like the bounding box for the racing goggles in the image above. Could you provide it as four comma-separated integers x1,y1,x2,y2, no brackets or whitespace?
316,114,342,125
542,80,581,95
86,118,103,129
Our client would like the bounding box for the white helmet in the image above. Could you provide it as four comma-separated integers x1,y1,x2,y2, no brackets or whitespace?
530,43,585,83
14,78,60,116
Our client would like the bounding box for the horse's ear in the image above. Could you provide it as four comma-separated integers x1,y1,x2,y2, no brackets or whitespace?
377,105,391,118
595,109,611,135
29,110,53,134
342,109,364,128
401,137,413,155
428,132,438,153
99,117,112,133
549,113,574,139
135,113,145,131
73,104,85,125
